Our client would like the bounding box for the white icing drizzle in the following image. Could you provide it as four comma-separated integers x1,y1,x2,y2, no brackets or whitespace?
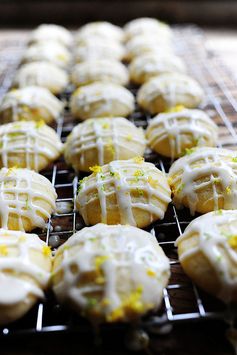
76,22,124,43
71,60,129,87
169,147,237,215
53,224,170,320
0,86,63,122
23,42,71,69
129,53,186,83
77,159,171,226
30,24,73,47
0,121,63,171
137,73,204,112
0,229,51,305
65,117,146,171
147,108,218,159
0,167,57,230
75,38,125,63
176,210,237,302
14,62,69,94
70,83,135,119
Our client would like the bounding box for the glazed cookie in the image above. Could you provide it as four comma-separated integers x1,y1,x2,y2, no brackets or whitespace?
77,157,171,227
0,86,64,124
129,53,186,85
0,121,63,171
168,147,237,215
76,22,124,43
74,37,125,63
71,60,129,87
22,42,71,69
0,167,57,231
70,83,135,120
0,229,51,325
125,35,173,62
30,24,73,48
64,117,146,172
13,62,69,95
137,73,204,114
124,17,172,41
52,223,170,323
146,107,218,159
176,210,237,302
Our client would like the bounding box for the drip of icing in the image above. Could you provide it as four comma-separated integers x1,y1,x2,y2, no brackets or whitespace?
65,117,146,171
0,86,63,121
176,210,237,302
77,159,171,226
0,167,56,230
169,147,237,215
0,229,51,305
147,108,218,160
0,121,63,171
53,224,170,320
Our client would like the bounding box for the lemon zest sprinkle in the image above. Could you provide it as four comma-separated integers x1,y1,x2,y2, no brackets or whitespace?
0,245,8,256
89,165,102,174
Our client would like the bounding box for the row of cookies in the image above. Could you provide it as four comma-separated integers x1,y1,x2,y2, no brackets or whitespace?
0,21,172,327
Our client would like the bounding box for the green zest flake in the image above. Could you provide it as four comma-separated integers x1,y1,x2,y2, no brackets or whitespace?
100,185,106,191
87,297,97,308
25,196,30,210
8,132,19,138
216,209,223,215
177,183,185,193
136,188,144,196
232,157,237,163
77,179,85,193
185,147,196,155
100,174,106,180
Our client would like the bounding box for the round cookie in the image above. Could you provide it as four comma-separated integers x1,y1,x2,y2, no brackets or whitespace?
29,24,73,48
168,147,237,215
64,117,146,172
124,17,172,41
0,229,51,325
176,210,237,303
0,121,63,171
52,223,170,323
129,53,186,85
70,83,135,120
125,35,173,62
22,41,71,69
0,86,64,124
77,157,171,227
146,107,218,159
74,37,125,63
0,167,57,231
13,62,69,95
71,60,129,87
137,73,204,114
76,22,124,43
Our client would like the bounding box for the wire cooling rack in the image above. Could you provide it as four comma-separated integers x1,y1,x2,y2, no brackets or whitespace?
0,26,237,339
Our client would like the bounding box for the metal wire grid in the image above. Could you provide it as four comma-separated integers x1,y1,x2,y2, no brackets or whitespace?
0,26,237,338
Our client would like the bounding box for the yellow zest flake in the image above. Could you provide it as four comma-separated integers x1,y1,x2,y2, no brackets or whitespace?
167,177,172,185
109,171,120,179
146,269,156,277
5,166,18,176
215,209,223,215
228,235,237,249
102,122,110,129
89,165,102,174
95,255,109,269
101,298,111,307
165,105,185,113
0,244,8,256
185,147,197,156
213,177,221,184
133,169,144,177
35,120,45,129
133,156,144,164
232,157,237,163
136,188,144,196
42,245,51,257
107,307,124,322
147,176,159,188
226,186,231,194
126,134,132,141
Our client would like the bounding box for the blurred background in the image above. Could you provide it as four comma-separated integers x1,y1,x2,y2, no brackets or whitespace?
0,0,237,27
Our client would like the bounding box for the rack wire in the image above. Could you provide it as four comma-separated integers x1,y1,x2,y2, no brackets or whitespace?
0,26,237,338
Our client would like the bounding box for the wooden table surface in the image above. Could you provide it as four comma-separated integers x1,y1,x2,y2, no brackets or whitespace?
1,27,237,355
